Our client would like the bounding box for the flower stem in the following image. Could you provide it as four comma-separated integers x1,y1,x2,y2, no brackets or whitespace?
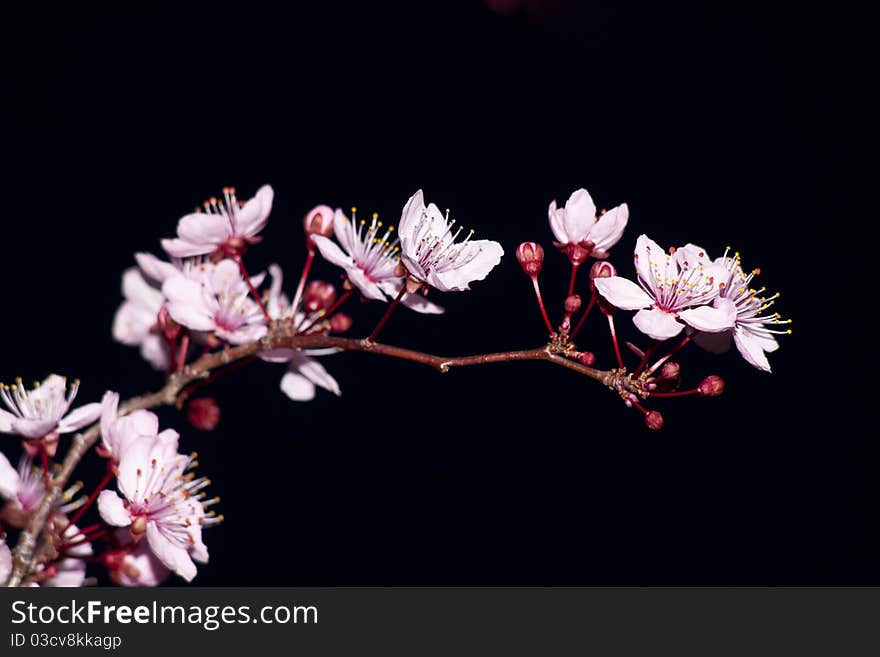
530,276,556,336
368,286,405,343
567,262,580,298
570,294,596,339
607,314,625,370
234,255,272,322
299,289,353,335
290,249,316,318
647,334,692,375
633,339,658,377
176,331,190,374
66,470,114,529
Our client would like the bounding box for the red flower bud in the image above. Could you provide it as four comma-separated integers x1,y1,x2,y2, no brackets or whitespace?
304,280,337,313
516,242,545,276
186,397,221,432
303,205,335,247
564,294,582,314
578,351,596,366
698,375,725,397
658,361,681,380
329,312,352,334
644,410,664,431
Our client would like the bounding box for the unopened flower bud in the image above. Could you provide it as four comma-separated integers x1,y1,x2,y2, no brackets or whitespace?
644,410,664,431
658,361,681,380
157,305,181,341
564,294,582,314
589,260,617,290
304,280,337,313
698,375,725,397
516,242,545,276
186,397,221,432
578,351,596,366
303,204,334,247
329,312,352,334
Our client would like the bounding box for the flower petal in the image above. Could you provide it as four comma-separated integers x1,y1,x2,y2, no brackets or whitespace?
161,238,212,259
562,188,596,243
632,308,685,340
348,268,388,302
589,203,628,255
379,280,445,314
162,277,215,332
140,335,171,371
288,353,341,396
0,540,12,583
733,326,772,372
56,403,102,434
312,235,355,270
135,252,180,285
593,276,653,310
112,300,155,346
0,451,20,499
115,540,171,587
146,521,197,582
122,268,164,312
10,418,57,439
0,409,17,433
177,213,231,246
234,184,274,237
397,189,426,244
280,371,315,401
679,298,737,333
547,200,568,244
429,240,504,292
98,490,132,527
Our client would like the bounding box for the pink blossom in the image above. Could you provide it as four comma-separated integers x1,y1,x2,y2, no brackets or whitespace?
162,259,268,345
548,188,628,262
693,249,791,372
161,185,274,258
0,452,45,515
593,235,735,340
397,190,504,292
98,436,212,582
99,392,177,462
313,208,444,314
0,538,10,584
113,267,170,371
0,375,102,440
108,532,171,587
260,265,341,402
40,525,92,588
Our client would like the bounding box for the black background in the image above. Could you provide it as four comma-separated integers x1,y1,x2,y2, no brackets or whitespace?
2,2,867,584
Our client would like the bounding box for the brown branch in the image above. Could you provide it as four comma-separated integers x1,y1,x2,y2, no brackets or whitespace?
4,330,616,586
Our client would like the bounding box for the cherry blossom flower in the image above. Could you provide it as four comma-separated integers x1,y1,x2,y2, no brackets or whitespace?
40,525,92,587
693,249,791,372
107,531,171,587
161,185,274,259
0,375,102,441
97,436,213,582
112,267,170,371
548,188,629,263
162,259,267,345
1,453,86,528
593,235,735,340
0,538,10,583
397,190,504,293
313,208,444,314
259,265,341,402
99,391,178,462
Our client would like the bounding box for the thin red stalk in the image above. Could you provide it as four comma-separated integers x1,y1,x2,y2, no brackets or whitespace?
66,470,114,528
61,530,107,552
571,294,596,339
647,334,693,375
633,340,658,377
68,523,102,538
290,249,315,317
631,401,649,416
530,276,556,336
176,332,190,374
234,255,272,322
650,389,699,398
567,263,580,298
368,286,406,342
299,288,353,335
607,314,624,369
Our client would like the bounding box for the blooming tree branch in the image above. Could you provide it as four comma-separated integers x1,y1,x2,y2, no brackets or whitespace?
1,184,790,587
